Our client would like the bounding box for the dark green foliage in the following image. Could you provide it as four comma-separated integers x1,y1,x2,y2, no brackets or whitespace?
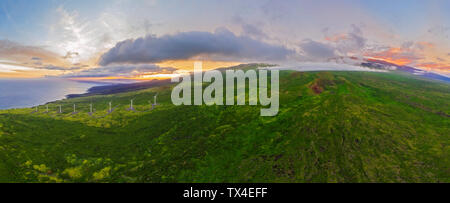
0,70,448,183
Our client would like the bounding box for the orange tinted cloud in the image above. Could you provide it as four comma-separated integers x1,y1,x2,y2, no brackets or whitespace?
156,60,241,71
365,47,422,65
324,34,348,42
0,40,69,68
416,62,450,73
365,43,450,74
0,40,83,78
0,69,56,78
416,41,434,49
68,74,179,82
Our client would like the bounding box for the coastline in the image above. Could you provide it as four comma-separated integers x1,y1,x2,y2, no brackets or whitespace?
0,78,97,110
66,79,171,98
0,78,170,110
2,66,448,110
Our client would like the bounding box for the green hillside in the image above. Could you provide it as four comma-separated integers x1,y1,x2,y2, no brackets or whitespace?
0,67,449,183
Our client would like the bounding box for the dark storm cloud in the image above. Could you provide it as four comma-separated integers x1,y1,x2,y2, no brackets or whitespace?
99,28,294,66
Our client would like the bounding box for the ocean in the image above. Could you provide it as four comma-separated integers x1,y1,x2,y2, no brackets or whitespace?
0,78,96,110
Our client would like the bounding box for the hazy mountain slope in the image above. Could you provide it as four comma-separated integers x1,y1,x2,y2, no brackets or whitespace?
362,58,450,83
0,69,449,183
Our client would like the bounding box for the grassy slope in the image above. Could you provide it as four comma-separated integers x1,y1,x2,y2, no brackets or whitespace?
0,69,449,183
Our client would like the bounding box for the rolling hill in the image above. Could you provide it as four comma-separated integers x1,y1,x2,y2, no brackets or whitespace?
0,65,449,183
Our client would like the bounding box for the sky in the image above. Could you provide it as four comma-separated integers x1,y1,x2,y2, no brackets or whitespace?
0,0,449,79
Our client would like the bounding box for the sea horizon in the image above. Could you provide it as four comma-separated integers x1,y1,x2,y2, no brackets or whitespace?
0,78,99,110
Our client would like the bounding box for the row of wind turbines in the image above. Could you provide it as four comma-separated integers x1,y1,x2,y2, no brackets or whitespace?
32,94,158,115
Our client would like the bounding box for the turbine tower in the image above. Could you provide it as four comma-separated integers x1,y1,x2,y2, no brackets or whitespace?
59,105,62,113
46,105,49,113
109,101,112,113
129,99,134,110
88,103,93,116
152,94,158,110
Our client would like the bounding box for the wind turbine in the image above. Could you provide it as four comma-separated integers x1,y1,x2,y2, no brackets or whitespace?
72,103,77,114
128,98,135,111
152,94,158,110
109,101,112,113
89,103,93,115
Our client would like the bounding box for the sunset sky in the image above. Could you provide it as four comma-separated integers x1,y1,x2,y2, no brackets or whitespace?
0,0,449,79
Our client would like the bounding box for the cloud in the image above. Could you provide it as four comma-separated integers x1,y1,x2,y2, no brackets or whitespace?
299,39,337,61
427,26,449,39
241,23,269,40
323,24,367,56
364,41,434,66
47,6,98,64
335,25,367,55
365,47,423,65
62,64,176,78
0,62,34,73
63,51,80,59
401,41,434,51
270,62,388,73
436,57,445,62
0,40,66,66
46,6,161,64
0,40,94,74
415,62,450,72
99,28,294,66
319,25,443,69
0,40,90,74
296,25,368,61
232,15,269,40
260,0,292,21
29,57,43,65
37,65,82,71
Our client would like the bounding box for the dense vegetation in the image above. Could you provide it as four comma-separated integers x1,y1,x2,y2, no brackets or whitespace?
0,67,449,183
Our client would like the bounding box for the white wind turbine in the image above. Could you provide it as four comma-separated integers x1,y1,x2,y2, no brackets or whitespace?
128,98,135,111
152,94,158,110
72,103,77,114
89,103,93,115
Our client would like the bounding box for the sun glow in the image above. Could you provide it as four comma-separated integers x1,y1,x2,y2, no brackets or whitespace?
156,60,241,71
